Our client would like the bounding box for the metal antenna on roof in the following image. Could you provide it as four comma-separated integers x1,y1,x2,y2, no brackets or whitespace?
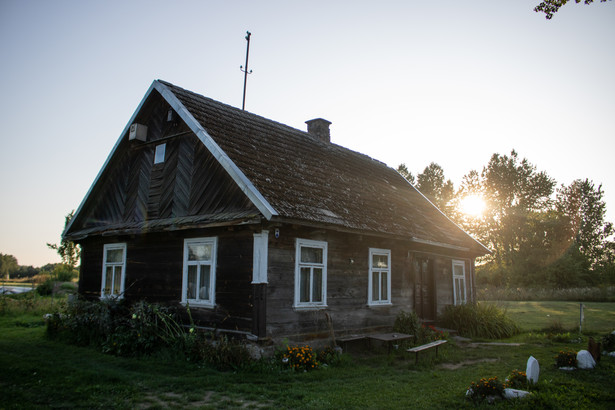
240,31,253,111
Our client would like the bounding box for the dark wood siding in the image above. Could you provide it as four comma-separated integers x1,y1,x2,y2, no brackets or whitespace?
77,227,256,332
265,225,416,340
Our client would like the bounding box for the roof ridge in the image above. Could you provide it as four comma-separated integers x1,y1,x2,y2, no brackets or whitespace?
157,79,390,169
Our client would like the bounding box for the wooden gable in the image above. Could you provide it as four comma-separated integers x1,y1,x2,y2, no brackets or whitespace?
65,89,260,240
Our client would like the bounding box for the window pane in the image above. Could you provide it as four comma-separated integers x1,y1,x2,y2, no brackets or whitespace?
381,272,388,300
104,266,113,295
313,268,322,302
300,267,310,302
372,254,388,269
188,243,212,261
372,271,380,301
113,266,122,295
301,246,323,264
154,143,166,164
199,265,211,301
106,248,124,263
187,265,197,299
454,264,464,276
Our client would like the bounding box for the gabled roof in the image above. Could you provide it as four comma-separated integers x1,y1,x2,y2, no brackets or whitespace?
66,79,488,255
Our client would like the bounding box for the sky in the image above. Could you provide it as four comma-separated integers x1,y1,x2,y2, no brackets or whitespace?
1,0,614,267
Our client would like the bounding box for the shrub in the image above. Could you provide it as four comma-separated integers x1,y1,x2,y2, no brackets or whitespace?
52,265,76,282
46,299,256,369
466,376,506,402
602,332,615,351
316,346,341,366
506,369,528,389
46,299,189,356
438,303,519,339
555,349,577,368
36,278,55,296
280,345,319,371
393,310,420,336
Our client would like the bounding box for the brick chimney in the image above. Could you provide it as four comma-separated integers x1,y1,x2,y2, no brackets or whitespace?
305,118,331,143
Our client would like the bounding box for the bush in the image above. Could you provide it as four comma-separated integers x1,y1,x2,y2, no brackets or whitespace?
466,376,506,402
393,310,420,336
555,349,577,368
438,303,519,339
280,345,319,371
46,299,257,369
52,265,76,282
36,278,55,296
46,299,189,356
506,369,528,389
316,346,342,366
602,332,615,351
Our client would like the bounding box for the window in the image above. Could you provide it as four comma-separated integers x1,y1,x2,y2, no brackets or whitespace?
182,237,217,307
452,260,467,305
294,238,327,308
368,248,391,305
154,143,166,164
101,243,126,298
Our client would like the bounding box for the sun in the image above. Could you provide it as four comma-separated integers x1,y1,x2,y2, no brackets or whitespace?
460,195,486,217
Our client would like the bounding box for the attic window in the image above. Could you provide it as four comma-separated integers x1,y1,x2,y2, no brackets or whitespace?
154,143,166,164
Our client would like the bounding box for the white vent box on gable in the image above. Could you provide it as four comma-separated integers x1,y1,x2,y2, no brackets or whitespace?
129,123,148,141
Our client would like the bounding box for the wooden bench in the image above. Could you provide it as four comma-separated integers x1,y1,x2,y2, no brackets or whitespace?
407,340,447,364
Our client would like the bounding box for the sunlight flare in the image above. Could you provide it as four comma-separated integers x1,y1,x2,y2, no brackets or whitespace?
460,195,486,217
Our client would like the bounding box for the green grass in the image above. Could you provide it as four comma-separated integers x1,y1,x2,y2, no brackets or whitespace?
1,295,614,409
486,301,615,333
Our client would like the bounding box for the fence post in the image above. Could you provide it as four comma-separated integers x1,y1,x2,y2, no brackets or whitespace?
579,303,584,333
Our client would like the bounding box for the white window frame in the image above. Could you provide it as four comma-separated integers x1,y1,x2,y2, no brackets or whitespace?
181,237,218,308
368,248,392,306
452,260,467,305
101,243,127,299
154,143,166,164
294,238,328,309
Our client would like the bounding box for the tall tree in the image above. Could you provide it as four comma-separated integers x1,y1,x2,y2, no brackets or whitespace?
416,163,455,213
456,151,556,285
396,163,415,185
47,210,81,270
0,254,19,280
534,0,611,20
555,179,614,270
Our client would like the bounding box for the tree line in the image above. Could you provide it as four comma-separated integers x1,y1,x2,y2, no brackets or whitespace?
2,211,81,281
398,150,614,288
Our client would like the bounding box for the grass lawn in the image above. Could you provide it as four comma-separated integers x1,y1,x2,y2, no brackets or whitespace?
486,301,615,333
1,295,614,409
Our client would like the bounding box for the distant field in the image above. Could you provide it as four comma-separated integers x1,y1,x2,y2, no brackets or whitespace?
485,301,615,333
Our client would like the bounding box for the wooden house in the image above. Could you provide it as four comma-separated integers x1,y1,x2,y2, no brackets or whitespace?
64,80,489,341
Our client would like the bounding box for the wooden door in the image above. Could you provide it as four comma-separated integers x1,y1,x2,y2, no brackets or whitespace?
414,257,435,321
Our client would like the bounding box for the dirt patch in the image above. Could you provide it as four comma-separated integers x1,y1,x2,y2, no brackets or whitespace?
138,391,274,409
438,358,499,370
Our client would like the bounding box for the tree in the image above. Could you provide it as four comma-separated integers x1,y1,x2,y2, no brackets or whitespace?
555,179,614,271
534,0,611,20
455,151,556,286
416,163,455,213
396,163,415,185
47,210,81,271
0,253,19,280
